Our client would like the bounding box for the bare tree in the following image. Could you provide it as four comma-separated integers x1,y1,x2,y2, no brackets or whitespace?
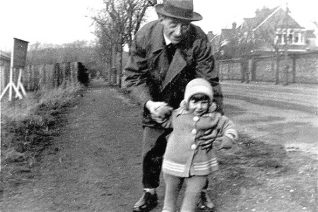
92,0,155,86
252,7,291,84
27,41,96,65
236,27,255,82
92,11,115,79
254,26,281,84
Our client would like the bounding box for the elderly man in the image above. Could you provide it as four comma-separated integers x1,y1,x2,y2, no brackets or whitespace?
124,0,223,211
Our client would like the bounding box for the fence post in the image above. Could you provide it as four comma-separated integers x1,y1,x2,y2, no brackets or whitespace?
249,57,256,81
60,63,66,87
108,67,112,85
25,65,30,91
64,62,71,87
70,62,75,85
73,62,79,84
111,67,117,85
47,64,54,89
39,64,45,89
54,63,60,88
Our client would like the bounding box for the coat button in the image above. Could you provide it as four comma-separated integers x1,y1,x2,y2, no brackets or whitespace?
193,116,199,122
191,144,197,150
191,129,197,134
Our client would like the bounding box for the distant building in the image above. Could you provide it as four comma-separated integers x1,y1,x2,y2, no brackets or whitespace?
0,50,10,65
219,22,239,59
207,31,220,54
306,22,318,49
216,6,317,58
0,50,10,92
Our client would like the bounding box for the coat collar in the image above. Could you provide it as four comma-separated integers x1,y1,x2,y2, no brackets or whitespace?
164,33,172,45
152,23,165,53
151,21,188,91
161,49,187,90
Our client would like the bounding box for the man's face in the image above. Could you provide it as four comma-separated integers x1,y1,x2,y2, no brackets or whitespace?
160,17,191,44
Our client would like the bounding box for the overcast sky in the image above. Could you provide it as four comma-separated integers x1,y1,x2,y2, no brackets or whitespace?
0,0,317,52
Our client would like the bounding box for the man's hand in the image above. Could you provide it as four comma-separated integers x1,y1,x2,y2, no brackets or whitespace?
199,128,219,151
199,113,227,150
146,100,173,123
213,136,233,150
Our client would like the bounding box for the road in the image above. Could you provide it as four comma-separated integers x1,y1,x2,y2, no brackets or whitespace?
221,80,318,155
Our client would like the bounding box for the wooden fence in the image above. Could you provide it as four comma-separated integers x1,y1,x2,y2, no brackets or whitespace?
1,62,89,93
217,51,318,84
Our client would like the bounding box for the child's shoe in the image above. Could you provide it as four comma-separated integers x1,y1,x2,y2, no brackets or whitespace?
133,190,158,212
197,190,215,211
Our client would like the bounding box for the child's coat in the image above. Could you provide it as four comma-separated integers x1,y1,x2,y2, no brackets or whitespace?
162,108,237,177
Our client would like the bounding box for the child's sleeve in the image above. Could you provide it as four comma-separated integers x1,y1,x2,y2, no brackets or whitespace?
221,116,238,141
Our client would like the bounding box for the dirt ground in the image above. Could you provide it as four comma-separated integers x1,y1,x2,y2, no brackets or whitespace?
2,79,318,212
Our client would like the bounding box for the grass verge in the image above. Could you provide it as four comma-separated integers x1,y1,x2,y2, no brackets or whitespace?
1,84,84,189
208,133,317,211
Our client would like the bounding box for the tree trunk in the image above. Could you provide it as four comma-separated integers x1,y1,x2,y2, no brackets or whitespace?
118,44,123,88
240,59,245,83
248,57,255,81
271,54,275,81
283,51,289,86
292,55,296,83
111,44,117,85
275,54,280,84
283,64,289,86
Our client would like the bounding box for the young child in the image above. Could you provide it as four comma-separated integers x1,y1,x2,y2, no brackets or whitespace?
160,78,238,212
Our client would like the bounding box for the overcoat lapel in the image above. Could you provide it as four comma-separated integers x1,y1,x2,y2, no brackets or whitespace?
148,22,187,92
161,49,187,91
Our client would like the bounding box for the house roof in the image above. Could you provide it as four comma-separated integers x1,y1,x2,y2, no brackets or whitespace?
219,6,300,41
0,50,10,61
252,6,303,31
306,30,316,39
220,28,236,41
249,7,279,29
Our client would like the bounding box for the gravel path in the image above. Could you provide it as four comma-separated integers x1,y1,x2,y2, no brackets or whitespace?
3,79,318,212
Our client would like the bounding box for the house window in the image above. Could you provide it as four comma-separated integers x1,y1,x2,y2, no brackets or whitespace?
294,34,299,43
277,34,282,44
283,34,287,44
288,34,293,43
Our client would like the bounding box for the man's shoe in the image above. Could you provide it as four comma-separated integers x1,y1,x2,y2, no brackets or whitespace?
197,190,215,211
133,191,158,212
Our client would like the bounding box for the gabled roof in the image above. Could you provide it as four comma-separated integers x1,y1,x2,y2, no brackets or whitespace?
243,18,257,29
249,6,280,29
252,6,303,31
220,28,236,41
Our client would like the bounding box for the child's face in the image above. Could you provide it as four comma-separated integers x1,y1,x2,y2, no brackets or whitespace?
188,99,210,116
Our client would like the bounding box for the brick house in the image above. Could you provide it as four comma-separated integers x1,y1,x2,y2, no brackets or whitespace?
217,6,317,58
213,6,318,84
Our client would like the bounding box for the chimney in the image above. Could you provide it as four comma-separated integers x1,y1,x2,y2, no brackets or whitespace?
232,22,237,29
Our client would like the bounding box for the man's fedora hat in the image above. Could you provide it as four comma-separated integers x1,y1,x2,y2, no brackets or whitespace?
155,0,202,22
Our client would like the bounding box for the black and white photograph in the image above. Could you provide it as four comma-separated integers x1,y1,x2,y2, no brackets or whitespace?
1,0,317,211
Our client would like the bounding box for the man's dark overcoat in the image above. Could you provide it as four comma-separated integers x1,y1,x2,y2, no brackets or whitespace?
124,20,223,128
